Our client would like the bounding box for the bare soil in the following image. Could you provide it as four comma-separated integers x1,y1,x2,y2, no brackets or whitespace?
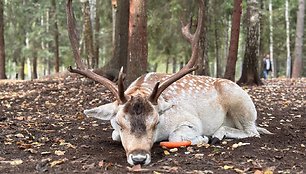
0,77,305,174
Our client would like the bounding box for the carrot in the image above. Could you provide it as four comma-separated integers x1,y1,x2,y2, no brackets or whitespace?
160,141,192,148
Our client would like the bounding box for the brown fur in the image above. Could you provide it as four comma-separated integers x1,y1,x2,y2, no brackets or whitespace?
123,95,153,137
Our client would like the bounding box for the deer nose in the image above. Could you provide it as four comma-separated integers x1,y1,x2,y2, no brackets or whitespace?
128,150,150,165
131,154,147,165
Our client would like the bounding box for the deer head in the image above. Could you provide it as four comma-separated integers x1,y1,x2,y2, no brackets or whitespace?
66,0,204,165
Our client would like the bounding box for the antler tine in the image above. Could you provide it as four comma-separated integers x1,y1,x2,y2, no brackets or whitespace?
149,0,204,104
66,0,125,104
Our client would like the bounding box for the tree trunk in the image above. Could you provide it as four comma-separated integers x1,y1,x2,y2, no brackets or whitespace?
82,0,96,68
51,0,60,73
237,0,263,86
172,57,177,73
213,13,221,77
269,0,276,77
126,0,148,85
32,52,38,79
0,0,6,79
224,0,242,81
94,0,100,67
102,0,129,79
292,0,305,78
258,0,264,72
19,57,25,80
285,0,291,78
196,0,209,76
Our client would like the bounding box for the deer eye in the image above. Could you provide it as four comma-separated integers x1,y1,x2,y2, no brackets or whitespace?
116,121,123,130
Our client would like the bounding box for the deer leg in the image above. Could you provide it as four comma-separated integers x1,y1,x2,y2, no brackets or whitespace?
169,122,209,144
212,125,260,140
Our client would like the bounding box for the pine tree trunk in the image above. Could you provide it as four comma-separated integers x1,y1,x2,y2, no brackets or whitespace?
237,0,263,86
82,0,95,68
19,57,25,80
214,15,221,77
224,0,242,81
172,57,177,73
126,0,148,85
269,0,276,77
102,0,129,79
51,0,60,73
285,0,291,78
94,0,100,67
0,0,6,79
292,0,305,78
32,52,38,79
196,0,209,76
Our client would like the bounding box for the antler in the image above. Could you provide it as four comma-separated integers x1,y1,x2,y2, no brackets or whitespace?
66,0,127,104
149,0,204,105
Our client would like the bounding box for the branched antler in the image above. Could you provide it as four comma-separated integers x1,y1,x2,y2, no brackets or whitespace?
149,0,204,105
66,0,127,104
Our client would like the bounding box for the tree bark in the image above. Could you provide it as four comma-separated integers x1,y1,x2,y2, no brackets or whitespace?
102,0,129,80
213,11,221,77
32,53,38,79
126,0,148,85
285,0,291,78
269,0,276,77
224,0,242,81
94,0,100,67
82,0,96,68
0,0,6,79
19,57,25,80
51,0,60,73
196,0,209,76
292,0,305,78
237,0,263,86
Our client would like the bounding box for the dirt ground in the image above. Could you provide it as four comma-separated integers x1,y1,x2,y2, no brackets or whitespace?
0,77,305,174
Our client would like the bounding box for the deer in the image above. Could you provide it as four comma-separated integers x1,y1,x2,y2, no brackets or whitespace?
66,0,272,166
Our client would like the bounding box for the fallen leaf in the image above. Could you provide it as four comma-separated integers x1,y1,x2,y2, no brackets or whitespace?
194,153,204,159
254,170,263,174
169,148,178,152
82,163,95,170
0,159,23,166
98,160,104,167
15,133,25,138
50,158,67,167
164,150,170,155
223,165,234,170
41,151,52,155
54,150,65,156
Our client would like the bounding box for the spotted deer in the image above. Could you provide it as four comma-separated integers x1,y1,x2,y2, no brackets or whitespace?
66,0,271,166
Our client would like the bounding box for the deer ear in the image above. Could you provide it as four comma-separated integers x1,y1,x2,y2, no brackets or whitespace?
84,102,118,120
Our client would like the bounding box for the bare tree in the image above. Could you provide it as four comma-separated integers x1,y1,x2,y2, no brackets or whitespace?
224,0,242,81
292,0,305,78
0,0,6,79
237,0,263,85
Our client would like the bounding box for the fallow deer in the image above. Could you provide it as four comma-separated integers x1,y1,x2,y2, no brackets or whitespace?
66,0,272,166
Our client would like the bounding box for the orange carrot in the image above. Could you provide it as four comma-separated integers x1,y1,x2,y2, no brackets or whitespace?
160,141,192,148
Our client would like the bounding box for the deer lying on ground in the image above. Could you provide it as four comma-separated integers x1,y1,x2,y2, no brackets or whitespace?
66,0,271,166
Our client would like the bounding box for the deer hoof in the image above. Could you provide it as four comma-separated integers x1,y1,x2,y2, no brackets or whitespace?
209,137,221,145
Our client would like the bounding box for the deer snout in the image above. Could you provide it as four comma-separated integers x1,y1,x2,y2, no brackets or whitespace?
127,150,151,165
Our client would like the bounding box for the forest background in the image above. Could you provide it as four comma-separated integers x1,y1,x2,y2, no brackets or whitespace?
0,0,305,84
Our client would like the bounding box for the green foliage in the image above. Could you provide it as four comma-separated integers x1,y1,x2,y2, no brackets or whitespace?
2,0,304,79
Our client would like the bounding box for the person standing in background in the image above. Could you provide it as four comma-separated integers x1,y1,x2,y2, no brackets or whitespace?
262,54,272,79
